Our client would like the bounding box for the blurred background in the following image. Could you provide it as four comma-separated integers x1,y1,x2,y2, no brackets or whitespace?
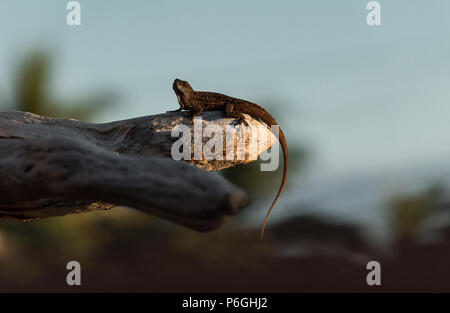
1,0,450,291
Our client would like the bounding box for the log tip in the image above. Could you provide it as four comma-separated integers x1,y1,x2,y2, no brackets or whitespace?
226,190,251,215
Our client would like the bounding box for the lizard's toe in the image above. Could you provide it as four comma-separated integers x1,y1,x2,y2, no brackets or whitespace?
238,118,249,127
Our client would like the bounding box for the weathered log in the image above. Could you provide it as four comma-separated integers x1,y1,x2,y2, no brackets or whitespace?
0,110,275,231
0,110,276,170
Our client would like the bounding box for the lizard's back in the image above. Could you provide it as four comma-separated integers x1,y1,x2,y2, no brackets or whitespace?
192,91,277,126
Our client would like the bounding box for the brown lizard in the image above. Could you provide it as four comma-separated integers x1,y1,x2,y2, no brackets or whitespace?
171,78,288,239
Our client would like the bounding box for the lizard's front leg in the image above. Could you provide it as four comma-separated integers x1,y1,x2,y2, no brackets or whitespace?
167,108,183,113
188,109,202,123
225,103,249,126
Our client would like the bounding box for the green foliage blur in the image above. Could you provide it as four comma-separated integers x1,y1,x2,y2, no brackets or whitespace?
10,50,116,120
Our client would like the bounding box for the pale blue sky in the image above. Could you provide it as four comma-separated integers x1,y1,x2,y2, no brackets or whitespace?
1,0,450,182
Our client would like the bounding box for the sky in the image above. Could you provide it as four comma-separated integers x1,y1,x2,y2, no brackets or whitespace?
1,1,450,212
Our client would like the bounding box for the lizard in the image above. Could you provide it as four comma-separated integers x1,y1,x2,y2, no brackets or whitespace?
171,78,288,239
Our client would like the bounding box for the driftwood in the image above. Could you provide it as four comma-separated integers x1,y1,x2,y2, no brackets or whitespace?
0,111,275,231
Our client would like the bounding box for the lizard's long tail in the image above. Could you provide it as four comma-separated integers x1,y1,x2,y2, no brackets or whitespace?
259,127,288,239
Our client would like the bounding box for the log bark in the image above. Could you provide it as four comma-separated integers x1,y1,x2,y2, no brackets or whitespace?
0,110,274,231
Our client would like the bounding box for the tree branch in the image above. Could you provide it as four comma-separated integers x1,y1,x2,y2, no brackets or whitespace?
0,110,274,231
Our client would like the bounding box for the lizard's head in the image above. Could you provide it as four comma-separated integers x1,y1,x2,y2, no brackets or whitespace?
173,79,194,109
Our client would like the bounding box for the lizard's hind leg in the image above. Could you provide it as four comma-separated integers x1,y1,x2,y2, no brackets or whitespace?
225,104,249,127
